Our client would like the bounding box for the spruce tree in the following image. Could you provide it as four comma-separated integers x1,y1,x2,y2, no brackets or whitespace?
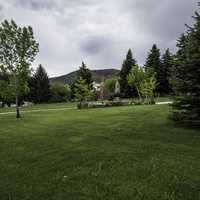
161,49,174,95
171,11,200,125
29,64,51,103
77,62,93,89
119,49,137,97
144,44,162,94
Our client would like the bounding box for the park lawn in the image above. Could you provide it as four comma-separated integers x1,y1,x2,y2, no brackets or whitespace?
0,104,199,200
0,102,76,113
0,97,171,114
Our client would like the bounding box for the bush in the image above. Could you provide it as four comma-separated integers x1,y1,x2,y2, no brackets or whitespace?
50,83,71,102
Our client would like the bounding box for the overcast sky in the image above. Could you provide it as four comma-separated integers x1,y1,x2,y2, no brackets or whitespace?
0,0,198,77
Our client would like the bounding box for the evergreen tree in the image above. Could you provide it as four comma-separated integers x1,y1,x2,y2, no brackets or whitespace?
161,49,174,95
77,62,93,88
171,10,200,125
29,65,51,103
171,34,188,94
119,49,137,97
144,44,162,94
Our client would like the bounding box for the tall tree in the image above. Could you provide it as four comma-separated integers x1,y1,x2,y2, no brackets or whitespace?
119,49,137,97
29,65,51,103
0,20,39,118
128,65,145,101
161,49,174,95
171,10,200,125
77,62,93,88
74,78,93,109
144,44,162,94
170,34,188,94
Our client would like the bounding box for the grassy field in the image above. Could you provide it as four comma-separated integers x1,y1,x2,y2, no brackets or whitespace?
0,104,199,200
0,97,171,113
0,102,76,113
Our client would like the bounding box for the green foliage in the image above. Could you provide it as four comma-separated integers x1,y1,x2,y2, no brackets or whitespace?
0,20,39,117
140,75,157,104
161,49,174,95
105,78,117,96
74,78,94,108
128,65,157,103
50,83,71,102
77,62,93,88
119,49,137,97
128,65,146,100
0,80,15,104
171,10,200,125
28,65,51,103
144,44,163,94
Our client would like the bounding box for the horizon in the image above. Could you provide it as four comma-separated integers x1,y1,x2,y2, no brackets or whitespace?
0,0,197,76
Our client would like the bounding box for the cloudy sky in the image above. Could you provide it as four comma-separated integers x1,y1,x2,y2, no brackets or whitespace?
0,0,197,77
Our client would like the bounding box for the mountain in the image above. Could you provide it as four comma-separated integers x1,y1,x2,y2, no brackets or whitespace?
50,69,120,85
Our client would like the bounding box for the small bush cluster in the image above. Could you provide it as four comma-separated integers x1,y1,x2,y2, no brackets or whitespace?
77,101,128,109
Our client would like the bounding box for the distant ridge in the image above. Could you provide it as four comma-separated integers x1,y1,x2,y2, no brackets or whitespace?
50,69,120,85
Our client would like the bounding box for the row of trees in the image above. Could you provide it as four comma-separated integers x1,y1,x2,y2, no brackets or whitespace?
119,46,174,98
27,65,71,104
0,64,72,107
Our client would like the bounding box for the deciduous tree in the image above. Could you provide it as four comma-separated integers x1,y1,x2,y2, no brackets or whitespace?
0,20,39,118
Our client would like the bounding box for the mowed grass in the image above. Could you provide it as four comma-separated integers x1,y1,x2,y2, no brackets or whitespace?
0,102,76,113
0,104,199,200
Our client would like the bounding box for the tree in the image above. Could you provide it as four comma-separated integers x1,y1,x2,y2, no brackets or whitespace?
29,65,51,103
77,62,93,88
0,79,14,107
128,65,157,104
140,75,157,104
0,20,39,118
105,78,117,99
119,49,137,97
0,71,13,107
171,10,200,125
74,78,93,108
50,83,71,102
170,34,188,94
161,49,174,95
144,44,162,94
128,65,145,100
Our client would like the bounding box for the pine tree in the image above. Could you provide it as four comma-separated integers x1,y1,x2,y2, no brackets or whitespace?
171,11,200,125
119,49,137,97
29,64,51,103
144,44,162,94
77,62,93,89
161,49,174,95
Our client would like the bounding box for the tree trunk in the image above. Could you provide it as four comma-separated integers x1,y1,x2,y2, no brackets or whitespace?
16,94,21,118
136,87,141,102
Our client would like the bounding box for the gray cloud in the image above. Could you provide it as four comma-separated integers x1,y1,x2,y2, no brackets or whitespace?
15,0,56,11
0,0,198,76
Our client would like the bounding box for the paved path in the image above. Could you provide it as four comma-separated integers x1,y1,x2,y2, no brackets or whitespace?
156,101,172,105
0,102,172,115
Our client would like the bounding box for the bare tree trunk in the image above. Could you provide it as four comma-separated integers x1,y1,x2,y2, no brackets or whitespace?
16,94,21,118
136,87,141,102
14,74,21,118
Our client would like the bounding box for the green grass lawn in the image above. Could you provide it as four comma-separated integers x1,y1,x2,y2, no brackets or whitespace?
0,102,76,113
0,104,199,200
